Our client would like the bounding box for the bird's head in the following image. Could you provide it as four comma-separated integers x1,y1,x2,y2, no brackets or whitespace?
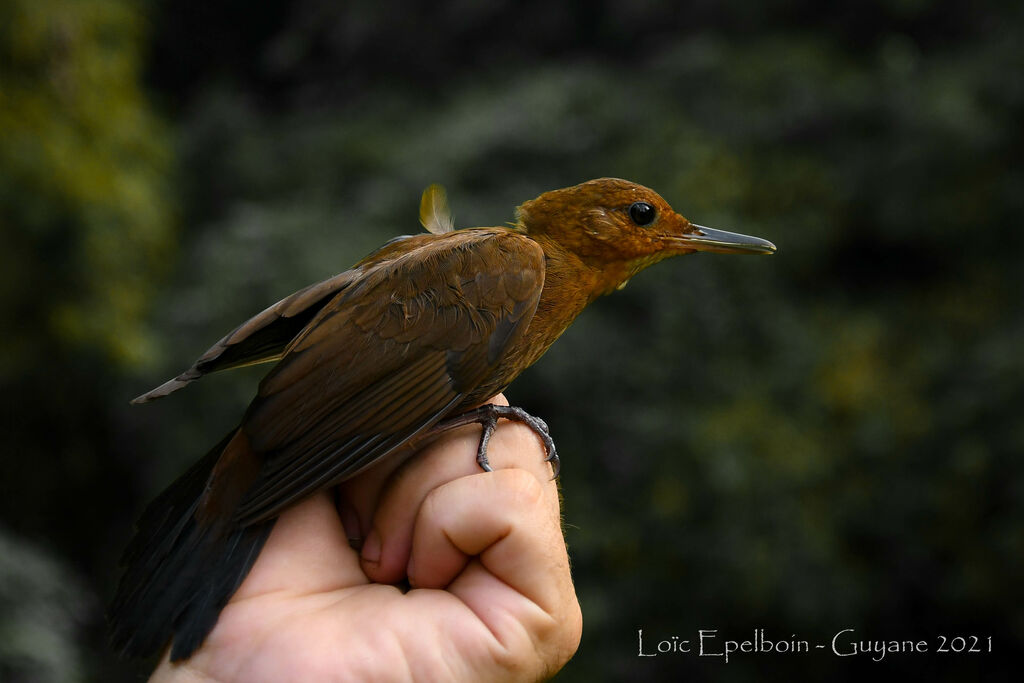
516,178,775,292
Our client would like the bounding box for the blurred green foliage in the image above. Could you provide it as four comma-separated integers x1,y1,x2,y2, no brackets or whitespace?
0,0,173,367
1,2,172,679
1,0,1021,680
0,529,89,683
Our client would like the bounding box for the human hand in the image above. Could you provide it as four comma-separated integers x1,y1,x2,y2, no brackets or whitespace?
149,395,582,682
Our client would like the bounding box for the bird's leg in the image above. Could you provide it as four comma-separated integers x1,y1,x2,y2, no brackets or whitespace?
428,404,560,477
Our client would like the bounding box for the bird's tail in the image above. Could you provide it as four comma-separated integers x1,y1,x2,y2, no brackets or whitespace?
108,430,275,661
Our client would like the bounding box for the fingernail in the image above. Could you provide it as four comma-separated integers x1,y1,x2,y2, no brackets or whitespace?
362,530,381,564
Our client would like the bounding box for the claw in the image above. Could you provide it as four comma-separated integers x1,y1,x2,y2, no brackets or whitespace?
476,415,497,472
429,404,559,478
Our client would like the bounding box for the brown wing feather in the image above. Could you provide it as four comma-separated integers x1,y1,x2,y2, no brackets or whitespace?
130,271,361,403
131,234,444,405
232,229,545,525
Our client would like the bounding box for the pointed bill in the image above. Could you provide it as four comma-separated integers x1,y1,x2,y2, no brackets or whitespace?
672,224,776,255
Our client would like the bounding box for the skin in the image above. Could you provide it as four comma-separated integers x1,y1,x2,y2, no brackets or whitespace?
149,395,582,682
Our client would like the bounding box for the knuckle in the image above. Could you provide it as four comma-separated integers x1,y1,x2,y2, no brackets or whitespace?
493,467,546,508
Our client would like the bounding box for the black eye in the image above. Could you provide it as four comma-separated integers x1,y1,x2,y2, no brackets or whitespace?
628,201,656,226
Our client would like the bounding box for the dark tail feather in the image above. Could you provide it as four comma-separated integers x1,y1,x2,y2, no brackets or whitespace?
109,431,275,661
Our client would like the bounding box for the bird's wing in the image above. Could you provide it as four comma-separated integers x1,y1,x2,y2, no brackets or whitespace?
232,229,545,525
129,272,361,403
131,235,444,404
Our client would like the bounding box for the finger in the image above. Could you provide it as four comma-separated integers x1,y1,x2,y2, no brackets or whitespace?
360,394,556,583
340,394,518,556
335,452,404,546
232,490,366,601
408,468,581,667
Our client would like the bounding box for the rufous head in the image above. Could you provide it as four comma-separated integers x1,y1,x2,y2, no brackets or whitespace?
516,178,775,267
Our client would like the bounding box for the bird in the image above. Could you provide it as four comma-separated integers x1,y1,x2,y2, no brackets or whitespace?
109,177,776,661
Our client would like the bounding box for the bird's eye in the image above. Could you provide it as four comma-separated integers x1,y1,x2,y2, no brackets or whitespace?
628,201,656,226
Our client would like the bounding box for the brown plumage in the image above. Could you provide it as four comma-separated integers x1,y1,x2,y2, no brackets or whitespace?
110,178,775,661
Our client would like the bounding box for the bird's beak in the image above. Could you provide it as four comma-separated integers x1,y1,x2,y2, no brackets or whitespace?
671,224,777,255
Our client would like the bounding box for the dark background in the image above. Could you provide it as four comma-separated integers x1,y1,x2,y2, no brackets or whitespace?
2,0,1022,680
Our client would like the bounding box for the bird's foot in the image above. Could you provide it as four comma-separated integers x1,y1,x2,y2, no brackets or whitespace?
430,404,559,478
